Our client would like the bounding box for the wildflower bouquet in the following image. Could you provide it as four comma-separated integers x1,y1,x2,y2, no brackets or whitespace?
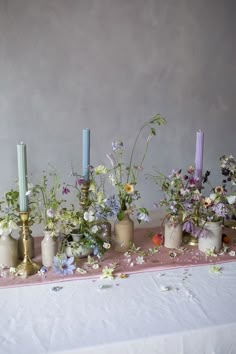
105,114,166,222
152,166,200,226
220,154,236,211
59,166,112,257
31,169,66,237
0,189,19,237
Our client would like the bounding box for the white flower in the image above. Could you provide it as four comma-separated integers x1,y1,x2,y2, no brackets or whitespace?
47,208,55,218
9,267,16,274
84,210,95,222
26,182,34,196
124,252,131,257
160,285,170,292
137,212,150,223
92,263,99,270
94,165,108,175
0,220,18,237
103,242,111,249
227,195,236,205
108,174,116,186
209,193,217,201
91,225,99,234
229,251,235,257
136,256,145,264
76,267,87,274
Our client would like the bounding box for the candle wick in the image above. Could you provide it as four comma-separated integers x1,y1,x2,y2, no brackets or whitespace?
20,141,24,144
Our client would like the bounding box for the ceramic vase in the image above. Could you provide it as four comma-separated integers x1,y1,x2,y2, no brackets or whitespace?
0,234,18,268
164,222,182,249
41,231,58,267
18,229,35,260
65,232,92,259
97,221,112,242
114,213,134,252
198,221,222,253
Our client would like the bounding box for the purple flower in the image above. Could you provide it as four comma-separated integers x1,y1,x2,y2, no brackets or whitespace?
182,221,194,233
62,186,70,195
47,208,55,218
52,256,75,276
212,202,227,217
76,178,85,186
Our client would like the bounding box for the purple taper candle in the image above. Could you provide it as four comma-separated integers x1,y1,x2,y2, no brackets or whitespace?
194,130,204,185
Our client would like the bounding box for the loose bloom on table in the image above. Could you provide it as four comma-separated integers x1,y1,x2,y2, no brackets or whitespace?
52,256,75,276
101,265,116,279
136,256,145,265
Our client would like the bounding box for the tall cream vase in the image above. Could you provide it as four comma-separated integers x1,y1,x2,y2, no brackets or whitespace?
164,222,182,249
198,221,222,253
0,234,18,268
114,212,134,252
41,231,58,267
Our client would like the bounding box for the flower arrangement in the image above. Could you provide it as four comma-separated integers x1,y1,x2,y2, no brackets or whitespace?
58,166,112,258
152,166,199,225
0,183,38,237
0,189,19,237
31,169,66,237
153,163,234,238
105,114,166,222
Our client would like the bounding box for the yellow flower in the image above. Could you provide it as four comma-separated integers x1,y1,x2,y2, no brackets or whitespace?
124,183,134,194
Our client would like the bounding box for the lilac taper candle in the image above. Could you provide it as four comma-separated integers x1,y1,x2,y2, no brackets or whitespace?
194,130,204,185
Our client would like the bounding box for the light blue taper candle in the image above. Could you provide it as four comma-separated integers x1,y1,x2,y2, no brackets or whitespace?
17,143,29,212
82,128,90,181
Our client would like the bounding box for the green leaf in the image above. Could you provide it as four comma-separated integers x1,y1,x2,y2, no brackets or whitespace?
117,210,125,221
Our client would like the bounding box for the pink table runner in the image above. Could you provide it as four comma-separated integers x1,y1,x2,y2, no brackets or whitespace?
1,227,236,289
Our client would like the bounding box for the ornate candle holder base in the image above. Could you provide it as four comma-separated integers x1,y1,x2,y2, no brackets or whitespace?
16,212,40,277
182,232,198,246
16,255,40,277
79,181,90,209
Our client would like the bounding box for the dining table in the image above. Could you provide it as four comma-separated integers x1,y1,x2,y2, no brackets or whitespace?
1,216,236,354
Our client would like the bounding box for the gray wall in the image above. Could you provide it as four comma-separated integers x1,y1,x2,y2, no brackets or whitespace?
0,0,235,210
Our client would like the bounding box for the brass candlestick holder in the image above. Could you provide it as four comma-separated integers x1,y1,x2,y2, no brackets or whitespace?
79,181,90,210
16,212,40,277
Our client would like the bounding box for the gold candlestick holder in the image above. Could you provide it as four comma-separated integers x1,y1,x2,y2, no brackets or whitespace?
79,181,90,210
16,212,40,277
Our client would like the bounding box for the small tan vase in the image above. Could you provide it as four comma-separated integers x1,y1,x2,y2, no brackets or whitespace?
164,222,182,249
198,221,222,253
41,231,58,267
0,234,18,268
114,212,134,252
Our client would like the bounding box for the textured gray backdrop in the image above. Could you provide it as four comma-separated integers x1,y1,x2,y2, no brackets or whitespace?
0,0,235,210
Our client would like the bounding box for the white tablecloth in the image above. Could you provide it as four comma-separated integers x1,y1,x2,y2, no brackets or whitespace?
1,262,236,354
